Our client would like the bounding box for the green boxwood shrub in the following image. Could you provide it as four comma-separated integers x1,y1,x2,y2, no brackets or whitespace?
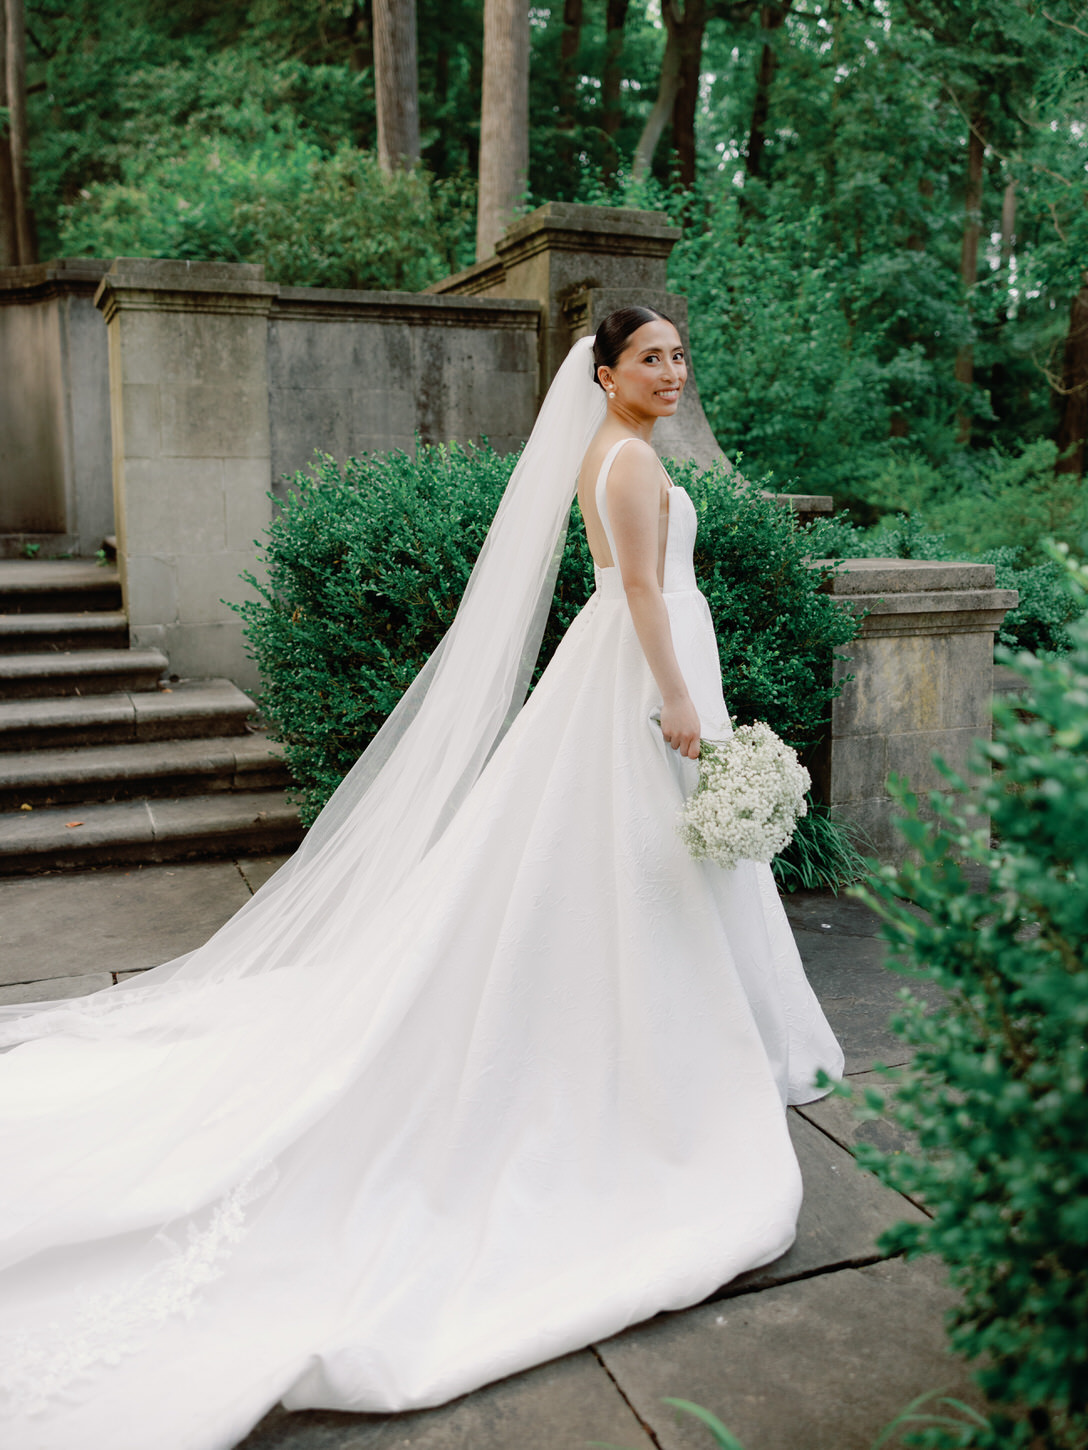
848,548,1088,1448
234,445,861,886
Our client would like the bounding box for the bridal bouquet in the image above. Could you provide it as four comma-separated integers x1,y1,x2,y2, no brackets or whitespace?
678,722,810,871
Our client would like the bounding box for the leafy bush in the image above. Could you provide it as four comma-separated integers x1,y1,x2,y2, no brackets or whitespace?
811,510,1087,656
848,548,1088,1448
233,445,514,822
61,136,472,291
52,43,475,289
235,447,861,901
825,439,1088,563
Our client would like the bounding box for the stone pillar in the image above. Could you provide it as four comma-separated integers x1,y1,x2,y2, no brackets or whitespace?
430,202,678,382
0,259,112,553
95,260,278,691
428,201,831,516
427,202,726,463
812,559,1018,860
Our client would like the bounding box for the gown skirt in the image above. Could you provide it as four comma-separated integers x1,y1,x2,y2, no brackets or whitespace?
0,455,844,1450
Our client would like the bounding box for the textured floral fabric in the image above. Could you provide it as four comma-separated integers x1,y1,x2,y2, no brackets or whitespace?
0,439,842,1450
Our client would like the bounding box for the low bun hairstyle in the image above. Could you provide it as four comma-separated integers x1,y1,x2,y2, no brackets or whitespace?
591,306,675,389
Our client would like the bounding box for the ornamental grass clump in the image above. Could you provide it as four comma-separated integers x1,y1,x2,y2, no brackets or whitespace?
678,723,810,871
850,545,1088,1449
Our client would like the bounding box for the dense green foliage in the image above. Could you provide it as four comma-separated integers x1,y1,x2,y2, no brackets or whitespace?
22,1,1087,528
811,508,1088,657
234,446,859,889
232,444,513,819
847,549,1088,1448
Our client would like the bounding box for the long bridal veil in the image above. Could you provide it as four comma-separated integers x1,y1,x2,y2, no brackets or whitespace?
0,336,605,1039
0,338,606,1345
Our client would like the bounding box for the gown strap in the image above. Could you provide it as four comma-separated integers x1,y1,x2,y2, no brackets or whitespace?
593,436,640,566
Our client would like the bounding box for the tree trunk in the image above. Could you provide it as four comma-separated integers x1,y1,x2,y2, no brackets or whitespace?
1054,275,1088,479
345,1,371,75
999,178,1015,272
0,0,19,268
954,106,986,443
601,0,630,174
632,4,681,180
556,0,583,180
428,40,451,173
476,0,529,261
374,0,420,173
745,1,792,180
671,0,707,188
2,0,36,266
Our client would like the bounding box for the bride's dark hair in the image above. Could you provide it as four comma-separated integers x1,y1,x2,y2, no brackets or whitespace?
592,306,675,389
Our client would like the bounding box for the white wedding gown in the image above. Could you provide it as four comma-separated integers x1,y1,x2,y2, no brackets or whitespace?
0,437,843,1450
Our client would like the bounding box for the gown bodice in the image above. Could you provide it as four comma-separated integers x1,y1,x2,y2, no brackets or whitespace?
592,436,700,599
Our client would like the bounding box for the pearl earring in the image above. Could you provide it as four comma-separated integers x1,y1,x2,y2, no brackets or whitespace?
607,387,616,399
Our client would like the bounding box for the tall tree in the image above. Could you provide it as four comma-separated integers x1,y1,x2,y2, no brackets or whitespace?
744,1,792,180
670,0,707,187
601,0,631,176
634,1,757,185
0,0,17,266
632,2,681,178
374,0,420,172
953,105,986,441
555,0,583,179
1054,276,1088,480
476,0,528,260
1,0,37,265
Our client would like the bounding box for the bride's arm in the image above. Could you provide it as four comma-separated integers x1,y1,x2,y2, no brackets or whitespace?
607,442,701,760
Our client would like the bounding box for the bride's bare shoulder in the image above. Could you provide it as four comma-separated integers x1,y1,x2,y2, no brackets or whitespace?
610,437,659,474
579,434,657,494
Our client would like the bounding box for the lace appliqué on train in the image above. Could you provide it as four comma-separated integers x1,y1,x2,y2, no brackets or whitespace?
0,1164,277,1418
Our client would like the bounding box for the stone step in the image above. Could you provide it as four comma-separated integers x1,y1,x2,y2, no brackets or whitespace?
0,559,122,614
0,732,290,809
0,611,129,653
0,647,167,699
0,790,303,874
0,678,254,752
0,533,81,561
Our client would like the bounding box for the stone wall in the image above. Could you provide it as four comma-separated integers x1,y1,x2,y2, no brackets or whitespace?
94,260,541,689
268,288,538,497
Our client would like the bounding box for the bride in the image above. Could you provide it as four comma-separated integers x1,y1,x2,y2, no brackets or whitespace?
0,308,843,1450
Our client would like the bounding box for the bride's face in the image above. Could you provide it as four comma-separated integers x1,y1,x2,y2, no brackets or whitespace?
603,320,687,418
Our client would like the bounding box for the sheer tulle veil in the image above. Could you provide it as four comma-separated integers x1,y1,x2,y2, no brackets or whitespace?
0,333,605,1028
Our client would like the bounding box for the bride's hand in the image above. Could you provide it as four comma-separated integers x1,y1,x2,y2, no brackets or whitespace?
660,697,701,759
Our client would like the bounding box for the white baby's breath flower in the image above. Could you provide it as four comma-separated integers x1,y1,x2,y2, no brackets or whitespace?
678,722,810,871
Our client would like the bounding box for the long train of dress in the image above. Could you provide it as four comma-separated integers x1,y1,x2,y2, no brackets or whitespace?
0,439,843,1450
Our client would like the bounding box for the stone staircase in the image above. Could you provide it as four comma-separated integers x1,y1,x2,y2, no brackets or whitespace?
0,560,303,873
